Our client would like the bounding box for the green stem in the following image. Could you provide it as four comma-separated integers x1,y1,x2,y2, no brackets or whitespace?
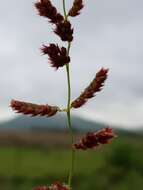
62,0,75,188
66,59,75,188
63,0,68,20
66,42,75,189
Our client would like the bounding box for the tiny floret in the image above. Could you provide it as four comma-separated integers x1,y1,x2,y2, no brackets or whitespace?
68,0,84,17
54,21,73,42
41,44,70,69
35,0,64,24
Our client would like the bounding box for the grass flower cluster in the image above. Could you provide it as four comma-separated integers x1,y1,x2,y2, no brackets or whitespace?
10,0,116,189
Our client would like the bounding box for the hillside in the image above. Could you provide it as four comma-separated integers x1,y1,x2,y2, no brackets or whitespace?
0,114,105,132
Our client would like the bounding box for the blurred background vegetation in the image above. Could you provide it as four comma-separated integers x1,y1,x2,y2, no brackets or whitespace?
0,116,143,190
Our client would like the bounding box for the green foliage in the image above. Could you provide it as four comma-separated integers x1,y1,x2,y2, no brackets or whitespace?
0,135,143,190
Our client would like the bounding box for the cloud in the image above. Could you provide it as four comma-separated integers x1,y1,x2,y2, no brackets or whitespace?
0,0,143,128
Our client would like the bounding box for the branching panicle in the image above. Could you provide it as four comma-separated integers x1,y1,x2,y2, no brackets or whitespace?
71,68,109,108
68,0,84,17
35,0,64,24
10,100,59,117
11,1,116,189
41,44,70,69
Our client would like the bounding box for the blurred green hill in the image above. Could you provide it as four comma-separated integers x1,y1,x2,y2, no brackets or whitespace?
0,115,105,132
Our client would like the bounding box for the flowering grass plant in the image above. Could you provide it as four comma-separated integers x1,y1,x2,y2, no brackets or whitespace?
10,0,116,189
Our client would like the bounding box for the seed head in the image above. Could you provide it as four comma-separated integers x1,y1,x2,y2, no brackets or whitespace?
74,128,116,150
41,44,70,69
10,100,59,117
35,0,64,24
68,0,84,17
54,21,73,42
71,68,109,108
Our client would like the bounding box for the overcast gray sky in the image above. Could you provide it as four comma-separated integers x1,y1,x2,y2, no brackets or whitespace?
0,0,143,129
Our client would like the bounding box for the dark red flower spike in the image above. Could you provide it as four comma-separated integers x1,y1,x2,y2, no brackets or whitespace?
35,0,64,24
71,68,109,108
68,0,84,17
11,100,59,117
74,128,116,150
41,44,70,69
54,21,74,42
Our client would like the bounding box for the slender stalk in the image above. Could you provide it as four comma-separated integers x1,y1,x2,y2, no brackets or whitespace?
66,56,75,188
62,0,75,188
66,38,75,190
63,0,68,20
